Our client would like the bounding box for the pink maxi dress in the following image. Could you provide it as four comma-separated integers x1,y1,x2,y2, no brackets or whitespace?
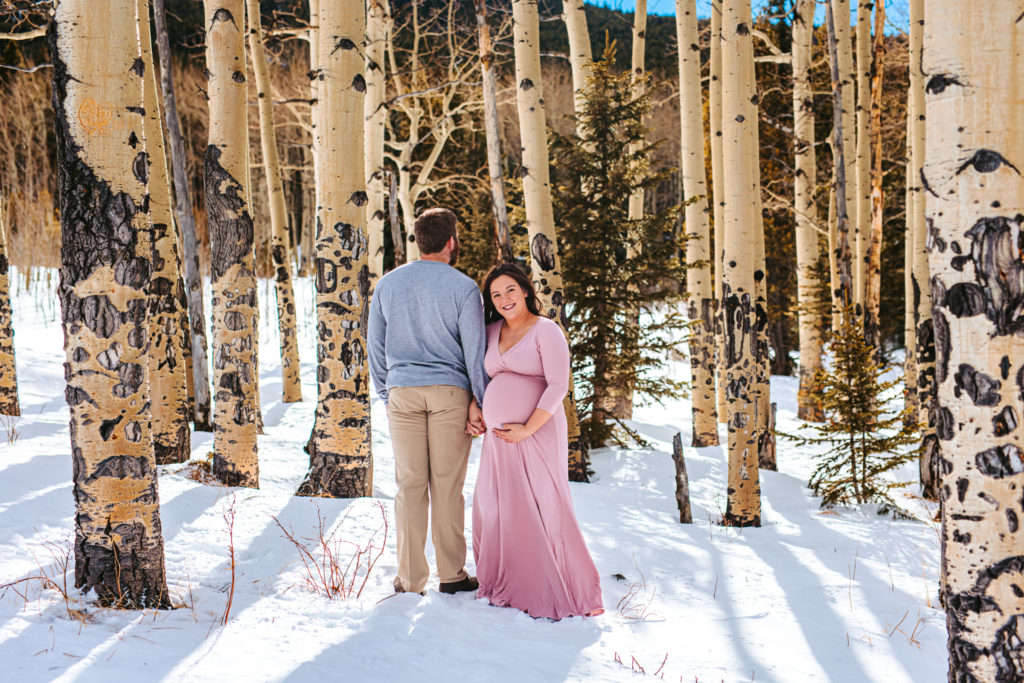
472,316,603,620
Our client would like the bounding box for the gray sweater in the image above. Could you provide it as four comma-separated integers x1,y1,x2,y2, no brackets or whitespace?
368,260,488,405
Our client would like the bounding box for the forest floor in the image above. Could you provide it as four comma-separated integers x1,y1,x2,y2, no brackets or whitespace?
0,272,946,682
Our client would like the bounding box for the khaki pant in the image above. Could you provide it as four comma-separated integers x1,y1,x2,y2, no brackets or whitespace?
387,385,472,593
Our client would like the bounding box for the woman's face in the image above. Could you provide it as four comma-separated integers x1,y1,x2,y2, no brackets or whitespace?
489,274,529,322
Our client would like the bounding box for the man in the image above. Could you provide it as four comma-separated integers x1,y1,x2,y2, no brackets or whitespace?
368,208,487,595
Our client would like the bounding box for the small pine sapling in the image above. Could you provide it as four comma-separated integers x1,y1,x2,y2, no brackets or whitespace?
550,44,687,447
789,306,918,509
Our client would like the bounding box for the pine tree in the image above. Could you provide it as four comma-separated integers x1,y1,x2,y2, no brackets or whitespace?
551,47,686,448
796,307,917,509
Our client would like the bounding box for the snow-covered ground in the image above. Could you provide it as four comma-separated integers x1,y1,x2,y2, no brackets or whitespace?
0,271,945,682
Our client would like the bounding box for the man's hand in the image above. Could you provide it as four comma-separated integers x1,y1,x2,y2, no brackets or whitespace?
466,400,486,436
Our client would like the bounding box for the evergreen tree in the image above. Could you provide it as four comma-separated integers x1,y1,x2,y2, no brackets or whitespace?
793,307,918,509
551,47,686,447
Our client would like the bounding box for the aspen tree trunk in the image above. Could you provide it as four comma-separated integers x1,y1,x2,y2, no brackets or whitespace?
0,196,17,416
204,0,259,488
828,184,840,331
746,48,773,471
792,0,823,423
677,0,718,447
512,0,588,481
720,0,761,527
246,0,302,404
864,0,885,352
854,0,871,309
138,0,191,464
562,0,593,121
387,169,405,265
298,0,373,498
365,0,387,284
903,109,918,420
710,1,728,423
909,0,938,500
475,0,512,263
153,0,213,432
626,0,647,227
925,4,1024,678
826,1,854,309
51,0,170,606
830,0,858,309
302,0,320,278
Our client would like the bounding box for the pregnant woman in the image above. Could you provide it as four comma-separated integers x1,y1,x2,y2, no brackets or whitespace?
471,262,603,620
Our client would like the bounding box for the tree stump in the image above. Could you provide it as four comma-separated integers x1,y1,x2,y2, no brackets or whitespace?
671,432,692,524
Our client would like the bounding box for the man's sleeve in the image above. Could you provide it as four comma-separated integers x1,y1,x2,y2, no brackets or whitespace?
367,288,389,403
459,288,489,406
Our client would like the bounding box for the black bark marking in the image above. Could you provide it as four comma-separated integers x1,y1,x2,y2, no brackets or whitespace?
210,8,237,29
1009,509,1020,533
231,70,245,83
130,57,145,77
315,258,337,294
348,191,368,207
132,150,149,187
936,406,955,440
113,362,144,398
736,22,749,35
352,74,366,93
932,310,951,385
125,106,145,117
124,421,142,442
928,218,947,252
99,415,122,441
957,477,969,503
952,255,972,271
332,37,357,53
957,149,1021,176
1001,356,1012,380
925,73,962,94
519,78,534,90
919,168,939,198
530,233,555,272
948,556,1024,679
964,215,1024,335
954,364,1002,406
127,131,139,149
994,406,1018,437
223,311,246,331
84,455,149,482
976,444,1024,478
204,146,255,283
947,283,987,317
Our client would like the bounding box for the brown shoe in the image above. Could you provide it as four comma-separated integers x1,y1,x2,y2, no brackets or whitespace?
393,577,425,596
439,576,479,594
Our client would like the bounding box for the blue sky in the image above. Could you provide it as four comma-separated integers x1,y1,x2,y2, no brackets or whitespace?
588,0,911,34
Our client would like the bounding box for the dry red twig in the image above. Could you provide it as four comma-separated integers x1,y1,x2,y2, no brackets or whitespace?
273,501,389,600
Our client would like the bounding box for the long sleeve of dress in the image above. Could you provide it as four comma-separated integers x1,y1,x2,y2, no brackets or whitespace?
535,320,570,415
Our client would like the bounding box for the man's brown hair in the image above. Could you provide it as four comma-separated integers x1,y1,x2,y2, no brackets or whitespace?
413,208,457,255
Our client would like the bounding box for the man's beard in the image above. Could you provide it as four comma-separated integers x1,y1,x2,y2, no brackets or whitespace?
448,237,460,266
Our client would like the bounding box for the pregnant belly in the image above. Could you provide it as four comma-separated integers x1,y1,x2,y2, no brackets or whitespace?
483,373,545,427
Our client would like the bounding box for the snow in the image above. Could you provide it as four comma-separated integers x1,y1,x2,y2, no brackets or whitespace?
0,270,946,682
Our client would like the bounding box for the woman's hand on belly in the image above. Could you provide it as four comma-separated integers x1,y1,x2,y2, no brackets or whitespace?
493,423,533,443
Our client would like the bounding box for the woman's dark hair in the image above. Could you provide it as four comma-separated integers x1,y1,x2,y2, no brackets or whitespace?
481,262,542,324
